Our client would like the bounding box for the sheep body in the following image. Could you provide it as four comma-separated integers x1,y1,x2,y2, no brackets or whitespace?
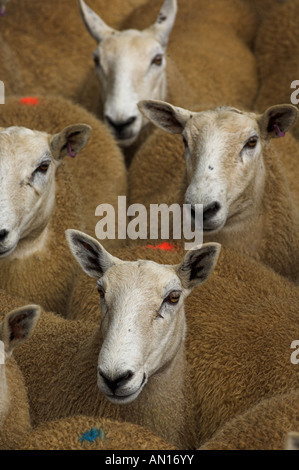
18,415,176,450
199,389,299,450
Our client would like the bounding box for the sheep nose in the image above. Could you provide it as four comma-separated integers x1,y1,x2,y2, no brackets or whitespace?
105,115,137,133
202,202,221,221
98,368,134,394
0,229,9,243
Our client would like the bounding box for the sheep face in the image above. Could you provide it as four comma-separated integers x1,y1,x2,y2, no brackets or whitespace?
0,305,40,428
138,100,298,234
79,0,177,147
66,229,220,405
0,124,90,259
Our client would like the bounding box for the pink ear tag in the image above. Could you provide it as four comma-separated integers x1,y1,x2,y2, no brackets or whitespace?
67,142,77,158
274,124,285,138
0,6,6,16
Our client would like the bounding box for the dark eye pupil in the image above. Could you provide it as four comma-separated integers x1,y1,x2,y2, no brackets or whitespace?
37,163,49,173
167,292,180,303
152,54,163,66
246,138,257,148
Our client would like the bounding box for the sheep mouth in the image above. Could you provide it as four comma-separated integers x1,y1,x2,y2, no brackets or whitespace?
105,373,147,404
0,245,17,258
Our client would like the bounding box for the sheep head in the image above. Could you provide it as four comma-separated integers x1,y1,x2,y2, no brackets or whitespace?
78,0,177,147
66,229,220,404
138,99,298,234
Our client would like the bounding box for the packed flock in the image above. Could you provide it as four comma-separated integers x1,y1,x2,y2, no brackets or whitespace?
0,0,299,451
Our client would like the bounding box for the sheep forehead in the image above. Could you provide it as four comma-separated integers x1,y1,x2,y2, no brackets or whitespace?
99,29,160,65
0,129,50,166
103,260,180,304
185,108,259,152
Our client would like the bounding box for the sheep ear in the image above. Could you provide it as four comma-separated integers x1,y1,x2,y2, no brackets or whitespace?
149,0,177,47
65,229,120,279
177,243,221,291
78,0,114,43
138,100,190,134
285,432,299,450
50,124,91,161
0,305,41,356
258,104,298,140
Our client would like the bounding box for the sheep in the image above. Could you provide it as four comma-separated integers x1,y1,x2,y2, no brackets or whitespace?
17,415,176,450
254,0,299,141
198,389,299,450
0,302,173,451
78,0,258,161
0,96,126,316
0,304,40,450
14,231,221,449
130,99,299,282
15,239,299,448
0,0,148,113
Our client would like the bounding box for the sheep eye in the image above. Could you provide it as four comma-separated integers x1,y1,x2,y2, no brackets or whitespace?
165,291,181,304
97,286,105,298
151,54,163,66
245,137,258,149
93,52,100,67
36,162,50,174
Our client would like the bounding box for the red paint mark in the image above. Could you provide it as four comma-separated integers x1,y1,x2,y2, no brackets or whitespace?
146,242,177,252
20,97,39,106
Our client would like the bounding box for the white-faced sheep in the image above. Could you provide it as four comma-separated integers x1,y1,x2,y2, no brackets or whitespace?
198,389,299,450
254,0,299,141
0,96,126,316
0,304,40,450
130,99,299,282
79,0,258,161
16,234,299,449
104,243,299,446
0,0,148,111
0,302,173,451
14,231,221,449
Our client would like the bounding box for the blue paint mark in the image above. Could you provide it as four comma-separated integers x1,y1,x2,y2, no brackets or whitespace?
78,427,108,445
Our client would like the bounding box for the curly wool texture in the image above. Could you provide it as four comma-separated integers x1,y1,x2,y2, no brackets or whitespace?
0,0,148,115
124,0,259,110
128,121,299,282
18,415,176,450
254,0,299,138
0,97,126,316
199,389,299,450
